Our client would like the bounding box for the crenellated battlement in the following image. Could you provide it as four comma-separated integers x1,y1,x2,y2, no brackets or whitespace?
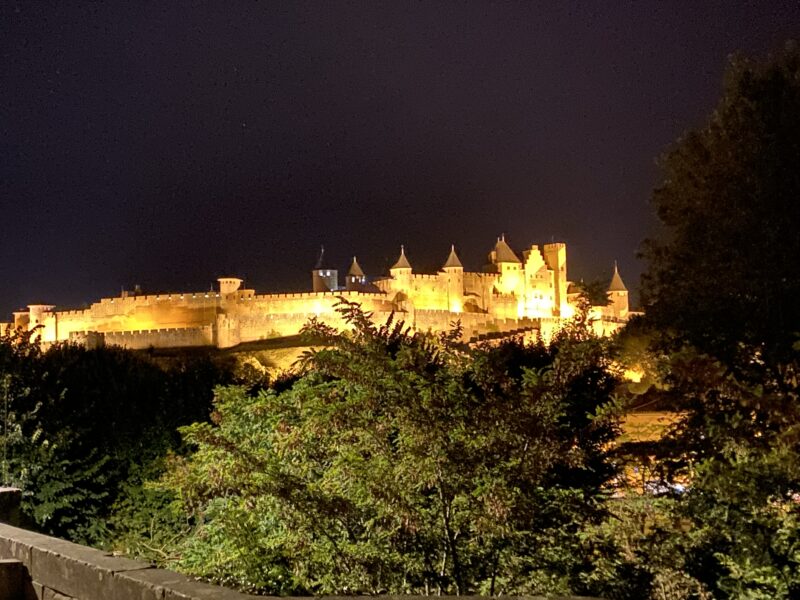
56,309,91,317
411,273,445,282
104,326,209,336
98,292,223,305
251,290,387,301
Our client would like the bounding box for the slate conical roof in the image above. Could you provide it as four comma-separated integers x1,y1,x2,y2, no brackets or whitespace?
442,244,463,269
314,246,331,270
493,234,521,264
348,256,365,277
608,261,628,292
391,245,412,270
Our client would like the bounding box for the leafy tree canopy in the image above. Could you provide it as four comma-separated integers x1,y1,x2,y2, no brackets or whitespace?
620,347,800,599
574,279,611,307
158,300,624,595
640,42,800,368
0,327,232,542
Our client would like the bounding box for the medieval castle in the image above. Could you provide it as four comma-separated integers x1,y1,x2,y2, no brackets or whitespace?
2,236,633,350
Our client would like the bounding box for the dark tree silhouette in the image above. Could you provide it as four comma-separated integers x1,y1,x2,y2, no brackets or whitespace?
640,42,800,369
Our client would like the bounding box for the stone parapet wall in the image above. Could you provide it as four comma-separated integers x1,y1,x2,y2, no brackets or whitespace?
244,292,394,318
102,326,214,350
412,310,491,334
0,522,255,600
251,290,387,301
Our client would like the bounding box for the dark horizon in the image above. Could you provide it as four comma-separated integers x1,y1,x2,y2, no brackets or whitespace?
3,2,799,315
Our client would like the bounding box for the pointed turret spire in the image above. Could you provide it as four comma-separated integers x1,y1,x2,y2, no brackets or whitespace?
608,261,628,292
391,245,412,270
314,245,329,270
348,256,365,277
442,244,463,269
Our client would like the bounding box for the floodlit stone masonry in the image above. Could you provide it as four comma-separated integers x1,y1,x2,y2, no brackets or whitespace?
2,236,634,350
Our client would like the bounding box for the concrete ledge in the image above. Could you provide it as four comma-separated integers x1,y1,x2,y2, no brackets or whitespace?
116,568,255,600
28,538,150,600
0,523,258,600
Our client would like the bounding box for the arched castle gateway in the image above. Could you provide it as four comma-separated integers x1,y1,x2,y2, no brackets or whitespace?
3,237,635,350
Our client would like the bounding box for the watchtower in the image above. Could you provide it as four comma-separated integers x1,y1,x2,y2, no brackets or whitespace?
312,246,339,292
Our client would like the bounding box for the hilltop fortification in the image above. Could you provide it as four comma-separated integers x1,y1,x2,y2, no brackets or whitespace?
3,237,633,350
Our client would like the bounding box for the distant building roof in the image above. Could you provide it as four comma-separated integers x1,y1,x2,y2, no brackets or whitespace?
391,245,412,270
442,244,463,269
608,262,628,292
493,235,521,264
348,256,365,277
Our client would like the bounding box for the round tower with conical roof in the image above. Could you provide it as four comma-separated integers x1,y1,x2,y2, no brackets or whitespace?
607,261,629,318
389,244,411,274
346,256,367,291
312,246,339,292
441,244,464,312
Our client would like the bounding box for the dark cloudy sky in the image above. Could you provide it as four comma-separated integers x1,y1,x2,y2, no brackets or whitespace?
2,2,799,315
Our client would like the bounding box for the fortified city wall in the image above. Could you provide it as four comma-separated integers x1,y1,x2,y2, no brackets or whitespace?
2,237,636,351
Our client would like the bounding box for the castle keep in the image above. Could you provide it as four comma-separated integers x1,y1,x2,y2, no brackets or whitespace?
3,237,632,350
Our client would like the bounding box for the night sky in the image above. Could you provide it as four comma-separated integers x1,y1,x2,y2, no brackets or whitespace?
3,2,799,316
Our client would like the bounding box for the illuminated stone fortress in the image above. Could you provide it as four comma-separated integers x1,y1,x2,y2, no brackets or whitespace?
3,236,632,350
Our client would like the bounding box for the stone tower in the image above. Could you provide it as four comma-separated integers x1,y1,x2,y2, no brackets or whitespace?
490,235,522,295
217,277,243,295
607,261,629,318
542,243,568,316
312,246,339,292
390,245,413,284
441,244,464,313
27,304,56,341
346,256,366,291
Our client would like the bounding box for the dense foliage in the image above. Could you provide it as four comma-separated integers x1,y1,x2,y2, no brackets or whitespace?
155,299,624,595
640,42,800,369
603,347,800,599
631,43,800,599
0,328,232,543
573,279,612,307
